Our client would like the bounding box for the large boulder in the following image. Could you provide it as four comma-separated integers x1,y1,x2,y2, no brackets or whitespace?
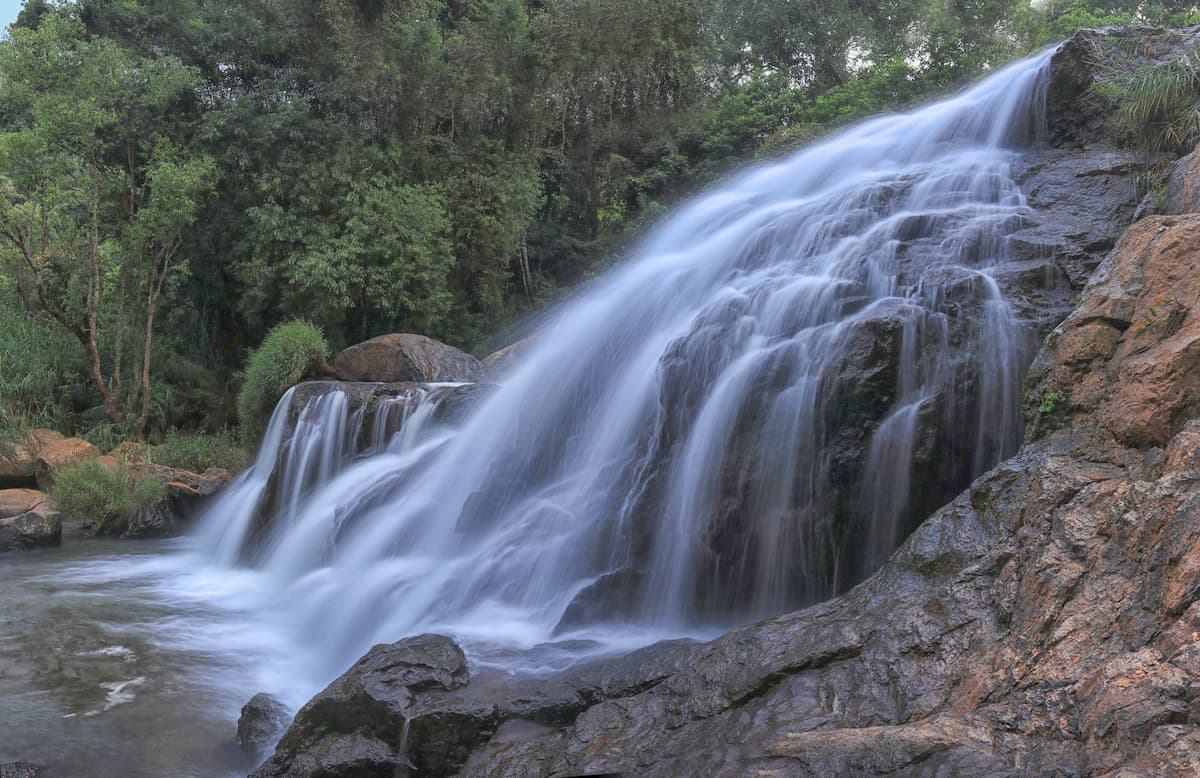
0,429,64,489
333,334,486,384
34,437,100,491
0,490,60,551
482,335,538,380
252,634,471,777
0,489,47,519
1044,26,1200,149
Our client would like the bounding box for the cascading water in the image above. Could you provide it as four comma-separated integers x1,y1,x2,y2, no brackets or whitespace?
197,50,1053,679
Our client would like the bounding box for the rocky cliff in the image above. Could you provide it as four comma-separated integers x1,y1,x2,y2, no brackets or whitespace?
252,28,1200,777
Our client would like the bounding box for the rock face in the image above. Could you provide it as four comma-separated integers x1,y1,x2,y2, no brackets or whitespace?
333,334,486,384
0,429,64,489
33,437,100,491
0,489,60,551
239,693,292,759
259,29,1200,778
1026,215,1200,446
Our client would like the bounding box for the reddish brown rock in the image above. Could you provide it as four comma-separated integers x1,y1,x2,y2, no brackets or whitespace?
0,429,64,488
0,489,49,519
0,489,60,551
33,438,101,491
1026,215,1200,447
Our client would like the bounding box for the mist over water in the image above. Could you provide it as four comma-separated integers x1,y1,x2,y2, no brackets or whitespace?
193,49,1054,683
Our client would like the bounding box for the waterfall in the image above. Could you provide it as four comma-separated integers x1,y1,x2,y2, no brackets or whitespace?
197,51,1053,675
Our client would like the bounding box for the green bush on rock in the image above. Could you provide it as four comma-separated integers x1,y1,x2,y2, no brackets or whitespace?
237,321,329,443
49,459,165,532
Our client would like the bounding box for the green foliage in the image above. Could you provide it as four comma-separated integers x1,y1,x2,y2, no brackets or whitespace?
1039,390,1066,415
0,0,1190,439
49,458,165,526
0,302,90,436
237,321,329,442
0,7,215,438
1095,46,1200,153
149,431,250,474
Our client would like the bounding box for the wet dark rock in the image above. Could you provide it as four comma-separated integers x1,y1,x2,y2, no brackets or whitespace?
556,569,646,631
289,381,494,433
239,693,292,759
333,334,486,384
251,634,471,777
1010,147,1144,295
1044,26,1200,148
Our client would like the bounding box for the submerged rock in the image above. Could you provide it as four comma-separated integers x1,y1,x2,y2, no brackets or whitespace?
239,693,291,760
333,333,486,384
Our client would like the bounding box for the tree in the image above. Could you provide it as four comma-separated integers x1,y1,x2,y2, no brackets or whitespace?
0,10,213,438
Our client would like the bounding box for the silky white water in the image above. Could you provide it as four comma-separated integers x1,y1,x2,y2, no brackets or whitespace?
192,49,1054,682
2,49,1062,777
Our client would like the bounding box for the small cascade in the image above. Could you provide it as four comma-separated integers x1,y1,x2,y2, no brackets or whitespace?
195,49,1059,676
198,384,458,565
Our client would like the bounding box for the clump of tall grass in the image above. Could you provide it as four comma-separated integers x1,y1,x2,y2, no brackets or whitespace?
237,320,329,443
1094,44,1200,153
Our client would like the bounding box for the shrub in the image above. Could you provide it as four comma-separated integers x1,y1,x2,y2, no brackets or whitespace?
237,321,329,443
1094,45,1200,154
149,431,251,474
50,459,166,529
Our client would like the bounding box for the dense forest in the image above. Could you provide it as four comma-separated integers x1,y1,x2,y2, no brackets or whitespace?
0,0,1194,448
